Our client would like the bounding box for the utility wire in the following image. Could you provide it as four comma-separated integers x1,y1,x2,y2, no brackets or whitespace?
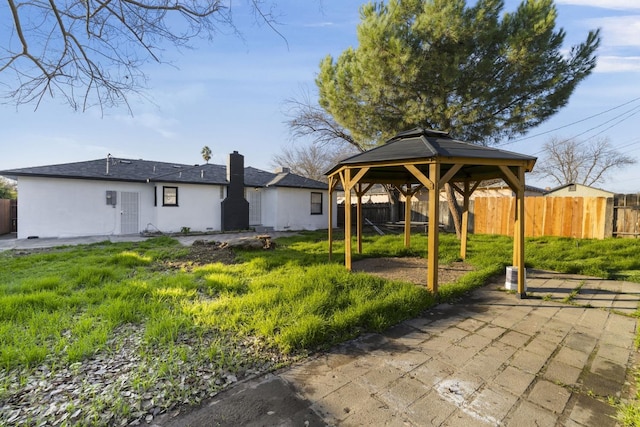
530,104,640,156
498,95,640,147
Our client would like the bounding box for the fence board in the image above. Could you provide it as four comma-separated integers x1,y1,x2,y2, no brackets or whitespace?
0,199,11,235
551,198,564,237
613,194,640,238
10,200,17,232
570,197,583,239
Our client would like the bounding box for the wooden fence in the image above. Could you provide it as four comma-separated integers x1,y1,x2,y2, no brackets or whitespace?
0,199,11,235
337,203,391,227
338,194,640,239
614,194,640,238
336,201,456,230
474,196,614,239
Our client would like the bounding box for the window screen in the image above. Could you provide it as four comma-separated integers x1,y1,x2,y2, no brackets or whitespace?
311,192,322,215
163,186,178,206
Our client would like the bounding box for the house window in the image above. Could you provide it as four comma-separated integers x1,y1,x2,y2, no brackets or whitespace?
311,192,322,215
569,184,577,192
163,186,178,206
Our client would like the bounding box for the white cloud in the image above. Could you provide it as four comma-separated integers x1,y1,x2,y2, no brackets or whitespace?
595,55,640,72
302,22,335,28
114,113,179,139
557,0,640,10
589,16,640,47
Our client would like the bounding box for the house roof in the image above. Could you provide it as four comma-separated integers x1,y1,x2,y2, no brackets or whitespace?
477,179,546,194
0,157,328,190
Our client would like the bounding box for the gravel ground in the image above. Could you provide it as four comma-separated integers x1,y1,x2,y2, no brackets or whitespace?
0,326,290,426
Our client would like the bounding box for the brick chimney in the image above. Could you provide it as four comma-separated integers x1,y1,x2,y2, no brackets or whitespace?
221,151,249,231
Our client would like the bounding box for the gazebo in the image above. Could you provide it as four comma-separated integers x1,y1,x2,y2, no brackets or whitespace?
325,128,537,298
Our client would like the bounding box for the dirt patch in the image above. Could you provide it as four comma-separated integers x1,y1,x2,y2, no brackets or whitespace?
352,257,474,285
158,241,237,271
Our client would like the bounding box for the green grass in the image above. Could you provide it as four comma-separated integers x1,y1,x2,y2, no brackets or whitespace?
2,231,640,424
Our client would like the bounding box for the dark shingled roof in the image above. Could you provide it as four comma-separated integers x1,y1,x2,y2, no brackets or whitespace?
0,158,328,190
244,167,327,189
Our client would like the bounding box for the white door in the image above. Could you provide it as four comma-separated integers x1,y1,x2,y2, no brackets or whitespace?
121,192,139,234
248,190,262,226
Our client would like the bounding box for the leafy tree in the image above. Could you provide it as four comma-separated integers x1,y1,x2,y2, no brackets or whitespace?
271,142,358,182
534,136,636,187
292,0,600,235
0,177,16,199
201,146,212,164
1,1,278,112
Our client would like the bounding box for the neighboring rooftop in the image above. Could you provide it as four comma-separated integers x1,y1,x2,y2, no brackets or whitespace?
477,179,546,194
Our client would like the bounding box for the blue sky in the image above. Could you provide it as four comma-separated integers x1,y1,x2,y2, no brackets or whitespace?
1,0,639,192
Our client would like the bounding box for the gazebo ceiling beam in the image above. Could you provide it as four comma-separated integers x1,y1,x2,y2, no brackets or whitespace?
404,164,435,191
439,164,463,188
451,180,482,197
337,170,347,191
355,182,375,197
498,165,522,192
394,183,424,197
329,176,340,193
346,167,371,190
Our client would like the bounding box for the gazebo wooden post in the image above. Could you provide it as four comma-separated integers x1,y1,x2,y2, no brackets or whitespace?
328,176,333,261
328,176,337,261
455,180,480,260
404,184,412,247
515,166,526,297
427,163,440,293
356,183,363,254
461,181,470,260
344,169,352,270
500,164,527,298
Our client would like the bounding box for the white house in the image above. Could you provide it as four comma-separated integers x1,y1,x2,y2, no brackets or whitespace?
0,152,336,239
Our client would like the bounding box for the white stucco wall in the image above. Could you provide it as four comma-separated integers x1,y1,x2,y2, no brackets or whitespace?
153,182,223,233
16,176,329,238
16,177,156,239
261,187,335,231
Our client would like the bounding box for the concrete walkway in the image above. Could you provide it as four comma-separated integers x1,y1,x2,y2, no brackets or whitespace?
158,271,640,427
0,231,297,251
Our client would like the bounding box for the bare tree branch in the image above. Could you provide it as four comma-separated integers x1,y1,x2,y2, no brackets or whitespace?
270,141,357,182
1,0,276,112
283,89,364,152
534,136,636,187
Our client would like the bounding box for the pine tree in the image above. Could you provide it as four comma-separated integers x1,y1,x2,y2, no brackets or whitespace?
312,0,600,234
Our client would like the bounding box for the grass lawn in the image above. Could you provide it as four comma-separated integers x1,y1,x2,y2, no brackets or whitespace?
1,231,640,425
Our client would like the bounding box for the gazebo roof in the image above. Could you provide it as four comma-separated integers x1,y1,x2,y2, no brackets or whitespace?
326,128,536,184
